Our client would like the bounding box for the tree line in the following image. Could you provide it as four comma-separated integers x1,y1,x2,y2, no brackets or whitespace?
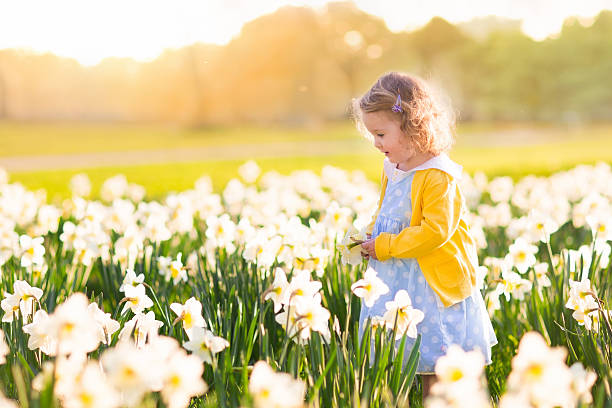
0,2,610,125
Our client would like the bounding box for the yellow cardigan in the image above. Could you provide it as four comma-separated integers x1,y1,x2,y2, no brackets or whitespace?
367,165,479,307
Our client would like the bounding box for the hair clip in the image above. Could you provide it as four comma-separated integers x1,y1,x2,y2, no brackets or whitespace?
391,93,403,113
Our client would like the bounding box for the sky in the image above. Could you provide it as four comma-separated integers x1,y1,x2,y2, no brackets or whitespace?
1,0,611,66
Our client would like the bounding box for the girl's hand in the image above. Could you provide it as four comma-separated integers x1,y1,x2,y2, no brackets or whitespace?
361,239,378,261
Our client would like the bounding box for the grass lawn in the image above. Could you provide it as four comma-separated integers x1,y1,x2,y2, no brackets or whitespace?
0,121,357,157
3,120,612,202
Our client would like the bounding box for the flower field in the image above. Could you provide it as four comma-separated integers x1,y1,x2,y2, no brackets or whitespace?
0,160,610,407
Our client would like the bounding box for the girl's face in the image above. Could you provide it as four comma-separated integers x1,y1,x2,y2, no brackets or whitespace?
362,110,417,167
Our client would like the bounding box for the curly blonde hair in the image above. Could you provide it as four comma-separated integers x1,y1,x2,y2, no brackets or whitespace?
352,72,456,155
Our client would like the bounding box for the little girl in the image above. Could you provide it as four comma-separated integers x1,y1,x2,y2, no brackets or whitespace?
354,72,497,400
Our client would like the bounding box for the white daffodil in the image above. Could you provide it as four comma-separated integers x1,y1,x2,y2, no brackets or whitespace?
293,293,331,342
533,262,551,289
45,293,100,356
169,253,188,283
434,344,485,385
506,237,538,274
142,211,172,243
59,221,79,251
282,270,322,308
2,280,44,323
249,360,306,408
506,331,574,408
300,246,329,278
235,217,256,246
88,302,120,345
351,267,390,307
119,311,164,348
157,255,172,278
19,235,45,268
382,290,424,340
183,327,229,365
156,345,208,408
487,176,513,203
119,268,145,293
263,267,289,313
22,309,57,356
427,345,490,408
121,284,154,315
160,354,208,408
62,361,120,408
323,201,353,237
565,279,598,314
569,362,598,405
275,304,302,342
256,235,283,268
1,292,21,323
205,214,236,251
101,340,157,407
170,297,206,337
33,353,87,400
525,209,559,243
496,269,533,301
585,207,612,243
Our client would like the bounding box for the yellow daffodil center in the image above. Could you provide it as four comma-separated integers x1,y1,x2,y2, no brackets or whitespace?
79,392,94,407
170,374,181,387
122,366,137,381
183,312,193,328
450,368,463,382
61,322,75,337
526,363,543,380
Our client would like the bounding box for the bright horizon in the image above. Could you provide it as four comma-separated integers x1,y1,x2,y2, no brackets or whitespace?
1,0,611,67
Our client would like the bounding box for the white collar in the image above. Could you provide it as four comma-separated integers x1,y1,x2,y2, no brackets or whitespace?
383,153,463,182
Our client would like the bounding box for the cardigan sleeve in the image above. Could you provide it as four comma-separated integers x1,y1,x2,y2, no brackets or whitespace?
365,171,388,236
374,169,462,261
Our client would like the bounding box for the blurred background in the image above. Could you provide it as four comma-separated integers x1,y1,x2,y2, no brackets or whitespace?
1,0,611,200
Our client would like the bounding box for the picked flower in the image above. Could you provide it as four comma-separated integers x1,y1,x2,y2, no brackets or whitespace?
338,226,368,266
